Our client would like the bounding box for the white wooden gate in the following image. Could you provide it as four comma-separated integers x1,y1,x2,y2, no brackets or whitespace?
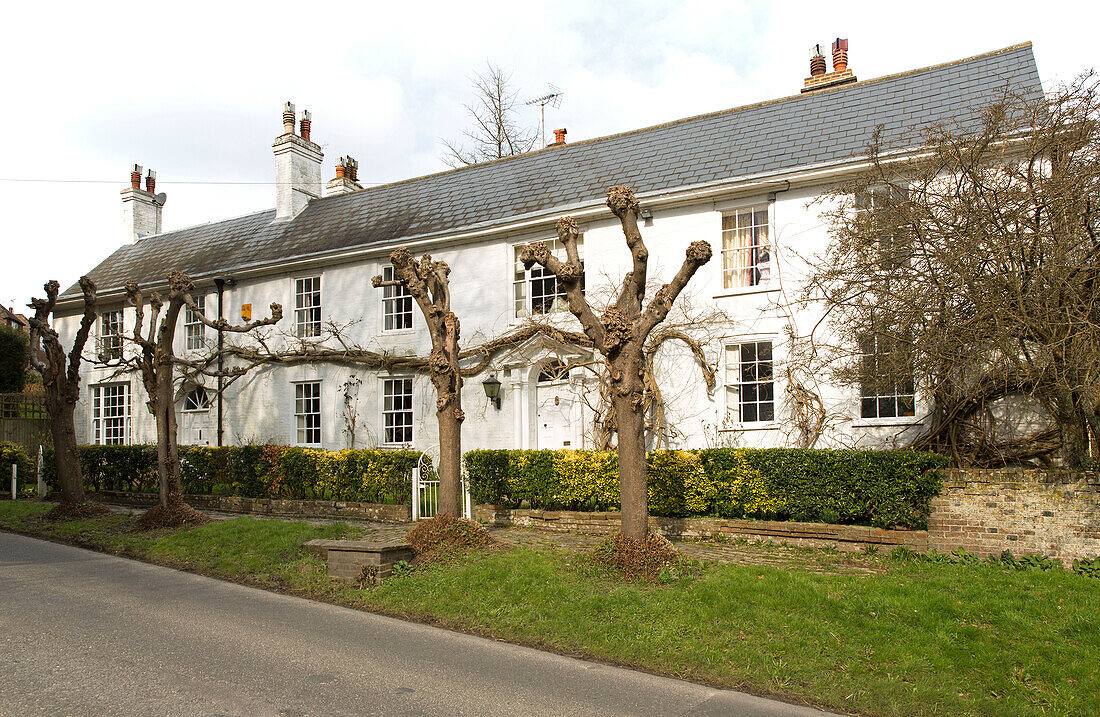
412,457,472,520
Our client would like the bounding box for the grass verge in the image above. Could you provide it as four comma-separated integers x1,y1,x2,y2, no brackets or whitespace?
2,501,1097,716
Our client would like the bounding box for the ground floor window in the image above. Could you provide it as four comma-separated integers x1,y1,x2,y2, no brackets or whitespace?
724,341,774,423
859,335,915,419
92,383,130,444
294,381,322,445
383,377,413,444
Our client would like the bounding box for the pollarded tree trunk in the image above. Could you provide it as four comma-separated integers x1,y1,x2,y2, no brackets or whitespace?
47,401,84,502
521,186,712,540
126,272,281,527
27,277,108,517
374,249,465,517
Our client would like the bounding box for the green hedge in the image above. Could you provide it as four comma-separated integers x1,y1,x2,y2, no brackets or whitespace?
44,445,425,504
0,442,34,484
0,325,27,392
464,448,946,529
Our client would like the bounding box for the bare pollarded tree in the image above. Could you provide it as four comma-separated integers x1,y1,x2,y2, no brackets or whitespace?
26,277,111,519
807,75,1100,467
521,186,713,540
122,272,281,527
372,248,465,517
442,62,538,168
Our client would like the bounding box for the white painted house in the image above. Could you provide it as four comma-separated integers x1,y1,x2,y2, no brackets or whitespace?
55,42,1043,456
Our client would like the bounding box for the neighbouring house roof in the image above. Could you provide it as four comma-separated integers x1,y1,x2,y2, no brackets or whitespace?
66,43,1042,298
0,304,29,331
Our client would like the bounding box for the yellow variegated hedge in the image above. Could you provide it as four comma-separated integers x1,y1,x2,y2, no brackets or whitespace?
464,447,946,529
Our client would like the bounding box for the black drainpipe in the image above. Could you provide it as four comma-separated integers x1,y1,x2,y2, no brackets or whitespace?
214,278,226,447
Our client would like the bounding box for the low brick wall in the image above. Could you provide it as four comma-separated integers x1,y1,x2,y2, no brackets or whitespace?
89,490,411,524
475,505,927,552
929,469,1100,563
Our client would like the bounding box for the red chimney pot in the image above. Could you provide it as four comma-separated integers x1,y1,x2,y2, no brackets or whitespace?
831,38,849,73
300,109,312,141
130,164,142,189
552,128,567,144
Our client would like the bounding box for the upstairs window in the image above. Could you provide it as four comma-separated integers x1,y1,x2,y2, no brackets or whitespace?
856,186,910,269
294,381,322,445
99,310,124,361
294,277,322,338
92,383,130,445
514,237,584,318
184,295,207,351
721,206,771,289
859,335,915,419
724,341,774,423
381,266,413,332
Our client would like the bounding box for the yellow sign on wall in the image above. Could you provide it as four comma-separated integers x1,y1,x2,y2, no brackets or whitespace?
241,303,252,321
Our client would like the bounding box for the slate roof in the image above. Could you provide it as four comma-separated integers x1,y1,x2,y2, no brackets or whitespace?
67,43,1042,298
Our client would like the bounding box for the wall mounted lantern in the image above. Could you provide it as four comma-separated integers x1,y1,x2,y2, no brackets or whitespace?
482,374,502,409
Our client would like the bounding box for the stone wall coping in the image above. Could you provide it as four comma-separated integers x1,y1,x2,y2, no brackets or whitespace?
945,469,1100,486
304,539,411,551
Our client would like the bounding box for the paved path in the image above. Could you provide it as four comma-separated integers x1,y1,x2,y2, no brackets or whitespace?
1,532,836,717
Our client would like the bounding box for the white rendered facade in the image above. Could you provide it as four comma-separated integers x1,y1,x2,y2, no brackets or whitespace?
53,44,1042,455
57,177,922,454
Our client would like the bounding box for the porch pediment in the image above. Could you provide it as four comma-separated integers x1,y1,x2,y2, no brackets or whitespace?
494,330,594,372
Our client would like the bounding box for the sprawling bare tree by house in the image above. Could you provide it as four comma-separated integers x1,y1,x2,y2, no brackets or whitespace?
442,62,538,167
26,277,110,519
121,272,280,526
372,248,465,517
806,75,1100,467
521,186,712,539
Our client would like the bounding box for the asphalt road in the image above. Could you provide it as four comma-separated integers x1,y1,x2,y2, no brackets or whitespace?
0,532,835,717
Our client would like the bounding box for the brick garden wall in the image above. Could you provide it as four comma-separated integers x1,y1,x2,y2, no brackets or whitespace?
87,490,411,524
928,469,1100,563
475,506,928,552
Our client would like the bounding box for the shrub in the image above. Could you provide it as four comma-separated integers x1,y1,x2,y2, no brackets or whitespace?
594,532,680,582
405,515,494,563
45,444,424,504
0,442,34,485
464,447,946,529
0,325,27,393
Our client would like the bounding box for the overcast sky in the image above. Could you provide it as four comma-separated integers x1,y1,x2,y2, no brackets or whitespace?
1,0,1095,311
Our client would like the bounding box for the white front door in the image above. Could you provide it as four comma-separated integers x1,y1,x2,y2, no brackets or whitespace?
180,410,214,445
536,381,574,449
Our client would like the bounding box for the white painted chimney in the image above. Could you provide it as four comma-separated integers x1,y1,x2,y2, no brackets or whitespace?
273,101,323,221
326,155,363,196
120,165,164,242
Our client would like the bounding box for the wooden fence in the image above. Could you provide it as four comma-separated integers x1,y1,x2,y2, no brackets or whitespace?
0,393,50,471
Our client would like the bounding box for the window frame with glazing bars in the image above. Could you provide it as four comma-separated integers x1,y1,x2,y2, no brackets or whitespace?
721,206,771,290
294,276,322,338
858,334,916,420
513,236,584,318
724,340,775,424
381,265,414,332
91,382,131,445
294,380,322,446
382,377,413,445
99,309,125,361
184,294,207,351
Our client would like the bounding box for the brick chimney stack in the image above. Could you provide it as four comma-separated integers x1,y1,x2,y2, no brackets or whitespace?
273,100,323,221
803,37,857,93
326,155,363,196
120,165,163,243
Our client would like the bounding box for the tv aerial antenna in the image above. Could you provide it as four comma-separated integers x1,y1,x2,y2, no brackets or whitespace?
525,84,563,148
